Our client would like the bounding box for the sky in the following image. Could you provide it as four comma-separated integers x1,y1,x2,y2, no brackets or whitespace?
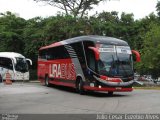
0,0,158,20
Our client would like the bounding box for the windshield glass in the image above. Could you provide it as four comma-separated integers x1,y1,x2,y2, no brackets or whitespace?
98,44,133,77
15,57,28,72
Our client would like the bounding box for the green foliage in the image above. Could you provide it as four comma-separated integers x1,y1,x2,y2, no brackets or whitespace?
156,1,160,17
137,23,160,78
0,12,26,53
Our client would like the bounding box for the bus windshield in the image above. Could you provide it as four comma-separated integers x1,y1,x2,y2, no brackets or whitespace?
98,44,133,77
15,57,28,72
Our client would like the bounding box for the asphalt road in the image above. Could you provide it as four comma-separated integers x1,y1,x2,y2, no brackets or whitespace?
0,82,160,114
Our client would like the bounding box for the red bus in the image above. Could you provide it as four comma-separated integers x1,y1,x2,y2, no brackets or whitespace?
38,35,140,95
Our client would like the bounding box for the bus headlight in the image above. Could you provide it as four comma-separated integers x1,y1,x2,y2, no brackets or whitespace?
98,85,102,88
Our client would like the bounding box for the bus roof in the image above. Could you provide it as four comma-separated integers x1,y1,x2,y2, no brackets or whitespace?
0,52,25,59
39,35,129,50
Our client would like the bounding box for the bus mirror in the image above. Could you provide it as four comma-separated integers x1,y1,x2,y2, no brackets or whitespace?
88,47,100,60
131,50,141,62
26,59,32,65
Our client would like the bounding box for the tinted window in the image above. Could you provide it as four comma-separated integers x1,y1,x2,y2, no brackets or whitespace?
47,46,70,60
15,57,28,72
39,49,47,59
0,57,13,70
83,41,96,71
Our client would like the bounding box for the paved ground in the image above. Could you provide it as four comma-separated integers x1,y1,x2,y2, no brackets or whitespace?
0,82,160,114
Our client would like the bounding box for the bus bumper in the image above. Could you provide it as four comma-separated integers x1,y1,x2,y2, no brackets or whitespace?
84,86,133,92
94,75,138,87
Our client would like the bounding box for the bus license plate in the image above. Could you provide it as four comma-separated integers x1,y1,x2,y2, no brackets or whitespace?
116,87,122,90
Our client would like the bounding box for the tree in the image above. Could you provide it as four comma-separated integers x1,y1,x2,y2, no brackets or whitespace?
156,1,160,17
34,0,106,18
43,15,77,40
0,11,26,53
136,23,160,78
117,12,135,46
23,17,46,68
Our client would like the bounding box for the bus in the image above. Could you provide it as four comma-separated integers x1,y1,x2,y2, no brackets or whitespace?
0,52,32,82
38,35,141,95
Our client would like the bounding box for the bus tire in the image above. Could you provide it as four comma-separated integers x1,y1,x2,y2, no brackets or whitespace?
108,91,113,96
45,75,50,87
76,78,85,95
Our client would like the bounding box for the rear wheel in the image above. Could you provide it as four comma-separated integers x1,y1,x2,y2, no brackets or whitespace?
76,78,85,95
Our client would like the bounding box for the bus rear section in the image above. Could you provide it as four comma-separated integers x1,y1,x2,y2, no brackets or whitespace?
38,44,76,87
38,36,141,95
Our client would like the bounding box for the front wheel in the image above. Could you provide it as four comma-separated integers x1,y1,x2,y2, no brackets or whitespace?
76,78,85,95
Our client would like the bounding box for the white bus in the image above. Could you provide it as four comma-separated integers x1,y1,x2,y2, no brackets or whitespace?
0,52,32,82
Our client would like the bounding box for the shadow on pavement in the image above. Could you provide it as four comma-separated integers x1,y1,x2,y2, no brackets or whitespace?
48,84,130,98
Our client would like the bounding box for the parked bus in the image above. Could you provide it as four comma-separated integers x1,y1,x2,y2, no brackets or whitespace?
38,35,141,95
0,52,32,82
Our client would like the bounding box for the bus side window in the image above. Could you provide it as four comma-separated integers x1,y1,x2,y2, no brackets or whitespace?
83,41,96,71
47,46,70,60
0,57,13,70
39,49,47,60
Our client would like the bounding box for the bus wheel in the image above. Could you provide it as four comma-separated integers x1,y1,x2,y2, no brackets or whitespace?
108,91,113,96
76,78,85,95
45,76,50,87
